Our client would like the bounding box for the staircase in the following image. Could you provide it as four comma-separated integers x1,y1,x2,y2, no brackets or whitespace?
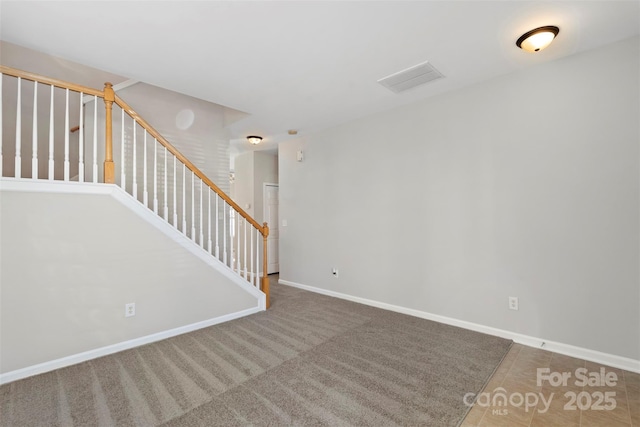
0,65,270,307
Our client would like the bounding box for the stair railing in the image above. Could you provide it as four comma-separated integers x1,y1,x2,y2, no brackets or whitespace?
0,66,270,308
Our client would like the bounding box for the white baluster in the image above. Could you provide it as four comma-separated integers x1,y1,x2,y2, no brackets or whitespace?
153,138,158,214
64,88,69,181
78,92,84,182
0,74,3,178
237,220,241,275
15,77,21,178
243,218,248,279
132,119,137,199
236,211,241,272
251,224,255,285
164,147,169,222
182,164,187,234
143,130,148,206
255,229,260,287
223,201,227,265
191,171,196,240
172,155,177,226
230,208,235,270
215,195,220,259
93,96,98,183
31,80,38,179
120,108,125,188
199,179,204,246
207,189,212,253
48,86,54,180
31,81,38,179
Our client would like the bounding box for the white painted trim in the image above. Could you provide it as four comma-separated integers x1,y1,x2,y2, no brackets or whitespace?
0,307,261,385
0,178,112,194
278,279,640,373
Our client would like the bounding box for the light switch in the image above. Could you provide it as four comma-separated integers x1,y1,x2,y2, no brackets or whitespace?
282,219,288,227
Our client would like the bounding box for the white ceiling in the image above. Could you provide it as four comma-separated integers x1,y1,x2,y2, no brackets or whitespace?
1,1,638,153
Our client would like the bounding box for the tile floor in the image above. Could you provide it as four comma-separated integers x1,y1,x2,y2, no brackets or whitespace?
461,344,639,426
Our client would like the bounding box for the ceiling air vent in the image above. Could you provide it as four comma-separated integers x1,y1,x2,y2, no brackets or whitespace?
377,61,444,94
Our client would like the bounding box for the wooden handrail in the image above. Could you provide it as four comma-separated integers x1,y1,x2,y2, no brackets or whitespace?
115,95,271,307
114,95,268,237
0,67,263,232
0,66,105,97
103,83,115,184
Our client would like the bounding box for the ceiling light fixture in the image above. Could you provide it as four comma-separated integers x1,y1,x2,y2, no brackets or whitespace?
516,26,559,52
247,135,263,145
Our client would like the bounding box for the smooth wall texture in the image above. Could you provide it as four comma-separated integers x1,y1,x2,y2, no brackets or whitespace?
279,37,639,360
232,151,278,224
233,151,255,217
118,82,242,195
0,188,258,373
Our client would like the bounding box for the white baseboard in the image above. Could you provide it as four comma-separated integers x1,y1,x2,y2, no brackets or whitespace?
0,307,261,385
278,279,640,374
0,178,114,194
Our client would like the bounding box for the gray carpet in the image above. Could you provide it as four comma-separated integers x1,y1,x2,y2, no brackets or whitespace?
0,277,511,426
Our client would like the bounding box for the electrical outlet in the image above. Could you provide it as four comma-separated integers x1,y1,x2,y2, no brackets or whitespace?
332,268,339,278
125,303,136,317
508,297,519,311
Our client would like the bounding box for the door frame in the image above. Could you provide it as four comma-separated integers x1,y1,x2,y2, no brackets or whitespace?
263,183,279,274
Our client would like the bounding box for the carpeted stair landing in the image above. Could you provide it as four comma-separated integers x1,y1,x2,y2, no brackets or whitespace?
1,278,512,426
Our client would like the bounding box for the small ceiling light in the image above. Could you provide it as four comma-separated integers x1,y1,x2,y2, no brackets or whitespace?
516,26,559,52
247,135,263,145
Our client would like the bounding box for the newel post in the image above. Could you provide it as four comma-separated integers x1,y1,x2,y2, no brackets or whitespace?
103,82,115,183
262,222,270,309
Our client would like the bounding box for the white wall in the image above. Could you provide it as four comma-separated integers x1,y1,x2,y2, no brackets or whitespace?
233,151,255,217
0,185,260,374
279,37,639,360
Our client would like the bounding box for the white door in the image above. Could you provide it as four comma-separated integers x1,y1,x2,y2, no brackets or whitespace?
264,184,279,274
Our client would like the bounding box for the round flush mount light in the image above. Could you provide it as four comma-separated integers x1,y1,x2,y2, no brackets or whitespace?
516,26,559,52
247,135,263,145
